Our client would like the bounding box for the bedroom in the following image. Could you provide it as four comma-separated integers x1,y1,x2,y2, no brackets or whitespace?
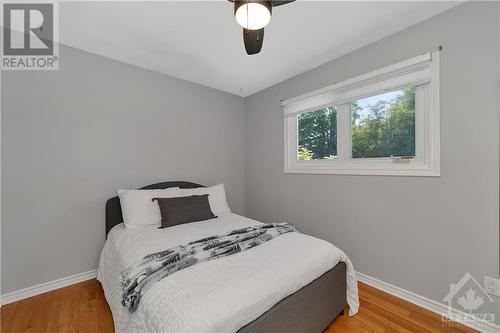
1,1,499,332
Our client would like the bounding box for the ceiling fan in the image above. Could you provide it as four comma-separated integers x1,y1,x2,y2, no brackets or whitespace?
228,0,296,55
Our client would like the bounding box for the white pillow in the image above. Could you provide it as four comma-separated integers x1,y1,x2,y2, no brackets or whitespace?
178,184,231,216
118,187,181,228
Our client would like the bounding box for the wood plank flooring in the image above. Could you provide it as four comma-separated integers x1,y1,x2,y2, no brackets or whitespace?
1,279,477,333
326,283,477,333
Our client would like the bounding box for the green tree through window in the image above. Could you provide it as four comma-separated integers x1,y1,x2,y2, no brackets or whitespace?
298,106,337,160
352,87,415,158
297,87,416,160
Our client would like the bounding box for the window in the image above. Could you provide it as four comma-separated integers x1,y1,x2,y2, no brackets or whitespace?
351,88,415,159
283,52,440,176
298,106,337,160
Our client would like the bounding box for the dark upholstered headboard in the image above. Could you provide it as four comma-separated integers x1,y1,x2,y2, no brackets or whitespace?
105,181,204,236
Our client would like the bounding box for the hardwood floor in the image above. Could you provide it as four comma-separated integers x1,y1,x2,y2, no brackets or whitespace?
1,279,114,333
1,279,477,333
326,283,477,333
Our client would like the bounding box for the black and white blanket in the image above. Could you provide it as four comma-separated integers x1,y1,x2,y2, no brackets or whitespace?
120,223,297,312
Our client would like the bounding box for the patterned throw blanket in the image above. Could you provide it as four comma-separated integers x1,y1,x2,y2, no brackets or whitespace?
120,223,297,312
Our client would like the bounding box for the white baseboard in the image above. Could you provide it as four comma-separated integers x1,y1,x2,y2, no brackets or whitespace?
1,269,97,305
356,271,500,333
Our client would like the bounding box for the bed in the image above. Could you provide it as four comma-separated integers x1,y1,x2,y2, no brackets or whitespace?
98,181,359,333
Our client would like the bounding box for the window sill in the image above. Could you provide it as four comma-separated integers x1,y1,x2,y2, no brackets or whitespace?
284,164,440,177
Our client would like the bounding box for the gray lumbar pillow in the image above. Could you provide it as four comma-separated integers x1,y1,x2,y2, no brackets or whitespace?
153,194,217,228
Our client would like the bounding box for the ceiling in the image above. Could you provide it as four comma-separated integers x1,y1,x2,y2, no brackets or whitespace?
60,1,460,97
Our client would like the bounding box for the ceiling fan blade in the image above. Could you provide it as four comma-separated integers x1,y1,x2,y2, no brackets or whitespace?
243,28,264,55
270,0,295,6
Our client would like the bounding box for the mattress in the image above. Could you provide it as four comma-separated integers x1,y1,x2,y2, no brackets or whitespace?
97,213,359,333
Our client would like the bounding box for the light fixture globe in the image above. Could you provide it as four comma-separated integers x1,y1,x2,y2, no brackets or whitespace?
234,0,272,30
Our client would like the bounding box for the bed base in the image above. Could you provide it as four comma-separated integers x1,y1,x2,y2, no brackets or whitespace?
237,262,347,333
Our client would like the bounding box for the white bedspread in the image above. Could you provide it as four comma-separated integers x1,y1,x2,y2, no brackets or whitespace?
97,213,359,333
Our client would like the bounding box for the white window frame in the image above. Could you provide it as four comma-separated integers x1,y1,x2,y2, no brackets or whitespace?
283,52,440,176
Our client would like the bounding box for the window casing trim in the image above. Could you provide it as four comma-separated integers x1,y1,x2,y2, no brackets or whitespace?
283,52,440,177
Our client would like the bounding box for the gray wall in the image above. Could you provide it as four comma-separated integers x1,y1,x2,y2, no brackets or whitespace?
1,45,245,293
245,1,499,320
